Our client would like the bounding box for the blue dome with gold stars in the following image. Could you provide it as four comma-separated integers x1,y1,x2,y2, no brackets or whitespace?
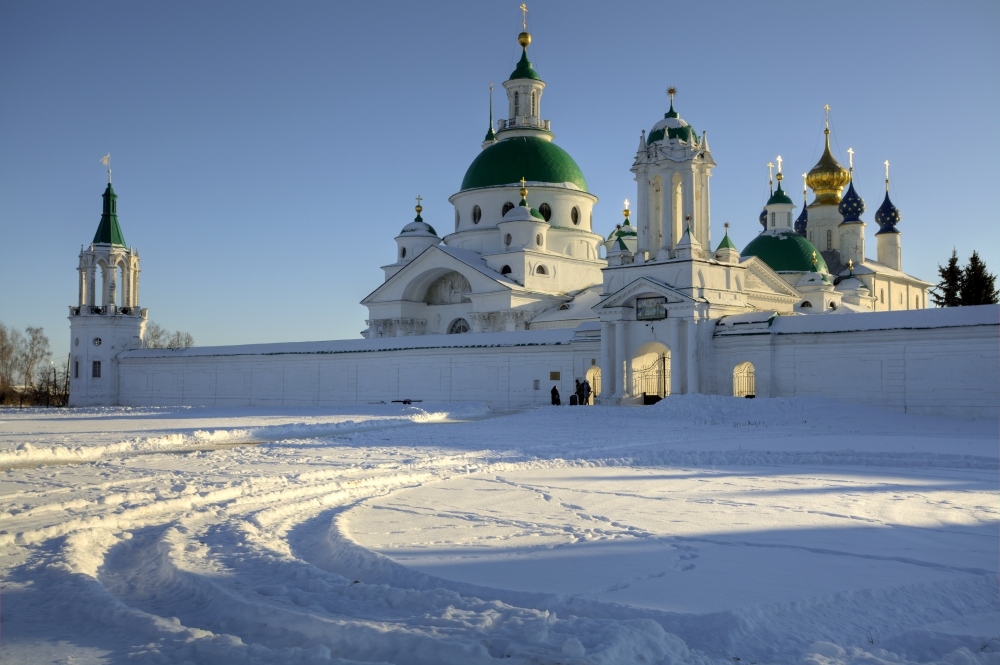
838,180,865,223
758,207,768,230
794,205,808,237
874,191,901,234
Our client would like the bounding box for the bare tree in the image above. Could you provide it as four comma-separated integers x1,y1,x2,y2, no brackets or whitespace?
22,327,52,388
0,323,27,389
144,322,194,348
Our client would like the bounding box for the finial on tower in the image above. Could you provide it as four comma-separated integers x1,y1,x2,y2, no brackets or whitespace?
414,195,423,218
518,3,531,48
884,160,890,191
767,162,774,194
847,147,854,176
623,198,630,219
802,172,808,198
776,155,784,180
519,177,528,205
667,86,677,106
100,153,111,184
847,258,854,273
812,250,818,267
823,104,831,133
724,221,730,233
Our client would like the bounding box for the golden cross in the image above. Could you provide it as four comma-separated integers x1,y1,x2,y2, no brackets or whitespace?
884,159,890,189
519,3,528,30
848,258,854,272
623,198,629,210
802,172,808,194
847,147,854,170
776,155,783,174
767,162,774,183
520,176,526,189
823,104,831,129
811,250,817,266
415,195,422,206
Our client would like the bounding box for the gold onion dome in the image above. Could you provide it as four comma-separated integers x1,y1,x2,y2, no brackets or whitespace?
806,129,851,206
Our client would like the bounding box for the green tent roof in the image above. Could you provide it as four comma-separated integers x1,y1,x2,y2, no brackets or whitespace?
509,50,541,80
741,230,827,273
92,183,126,246
716,232,737,251
461,136,588,192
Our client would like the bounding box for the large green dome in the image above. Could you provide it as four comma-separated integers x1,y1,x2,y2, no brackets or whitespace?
741,230,828,273
461,136,588,192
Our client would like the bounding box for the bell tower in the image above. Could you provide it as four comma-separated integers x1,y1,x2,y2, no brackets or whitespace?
68,161,147,406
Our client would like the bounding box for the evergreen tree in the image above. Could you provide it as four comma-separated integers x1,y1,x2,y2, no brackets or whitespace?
959,251,998,305
931,249,962,307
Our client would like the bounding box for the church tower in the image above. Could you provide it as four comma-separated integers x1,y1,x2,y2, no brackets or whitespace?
68,169,146,406
631,88,715,262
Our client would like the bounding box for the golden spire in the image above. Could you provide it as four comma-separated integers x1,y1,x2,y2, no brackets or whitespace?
776,155,784,181
847,147,854,175
767,162,774,194
518,3,531,48
806,104,850,206
519,177,528,204
623,198,630,220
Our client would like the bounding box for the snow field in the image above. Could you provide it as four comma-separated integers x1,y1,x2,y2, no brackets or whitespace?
0,397,997,664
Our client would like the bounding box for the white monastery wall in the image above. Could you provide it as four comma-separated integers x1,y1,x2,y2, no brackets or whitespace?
710,305,999,418
117,330,601,408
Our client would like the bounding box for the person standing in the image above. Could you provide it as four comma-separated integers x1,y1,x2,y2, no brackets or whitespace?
550,385,561,406
582,379,592,405
574,380,583,406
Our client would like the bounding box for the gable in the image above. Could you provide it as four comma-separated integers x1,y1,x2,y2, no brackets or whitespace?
740,257,801,299
362,245,518,305
598,276,696,310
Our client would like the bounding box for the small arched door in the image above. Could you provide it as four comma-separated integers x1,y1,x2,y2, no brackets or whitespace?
733,362,755,397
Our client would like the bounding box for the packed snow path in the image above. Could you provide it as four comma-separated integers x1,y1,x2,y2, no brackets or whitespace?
0,397,997,664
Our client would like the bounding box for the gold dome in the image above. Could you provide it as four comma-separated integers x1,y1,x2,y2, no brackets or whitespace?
518,31,531,48
806,129,851,206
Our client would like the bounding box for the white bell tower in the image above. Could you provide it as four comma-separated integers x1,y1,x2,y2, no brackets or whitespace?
631,88,715,262
68,164,147,406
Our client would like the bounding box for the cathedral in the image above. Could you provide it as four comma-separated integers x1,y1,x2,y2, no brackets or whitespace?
68,22,997,416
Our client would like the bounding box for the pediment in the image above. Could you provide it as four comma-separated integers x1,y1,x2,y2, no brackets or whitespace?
598,276,696,310
740,257,801,299
362,245,519,305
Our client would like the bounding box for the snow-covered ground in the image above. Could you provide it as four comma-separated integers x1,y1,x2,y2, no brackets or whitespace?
1,397,997,664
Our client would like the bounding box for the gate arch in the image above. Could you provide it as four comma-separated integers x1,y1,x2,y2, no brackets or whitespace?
733,361,756,397
632,341,670,401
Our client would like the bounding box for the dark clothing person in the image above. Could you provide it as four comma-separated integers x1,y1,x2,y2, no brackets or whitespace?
582,379,592,405
550,386,561,406
574,380,583,405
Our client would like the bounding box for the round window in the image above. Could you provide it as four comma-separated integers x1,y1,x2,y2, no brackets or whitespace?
536,233,543,246
571,207,580,225
401,247,407,259
502,202,515,216
504,233,512,247
500,265,512,276
472,205,482,224
539,203,551,221
93,337,102,346
74,338,79,347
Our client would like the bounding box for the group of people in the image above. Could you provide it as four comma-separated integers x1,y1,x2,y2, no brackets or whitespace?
550,379,592,406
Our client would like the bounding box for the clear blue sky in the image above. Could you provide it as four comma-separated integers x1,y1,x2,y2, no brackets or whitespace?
2,1,998,362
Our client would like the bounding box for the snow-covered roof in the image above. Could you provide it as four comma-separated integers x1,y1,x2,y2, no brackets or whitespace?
122,328,583,360
530,286,603,324
769,304,998,335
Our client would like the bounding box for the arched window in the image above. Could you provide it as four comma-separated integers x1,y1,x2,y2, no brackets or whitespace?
535,265,547,275
400,247,406,259
504,233,512,247
92,360,102,378
539,203,551,221
455,209,460,230
500,265,512,276
733,362,755,397
826,229,832,250
800,301,812,308
829,302,837,310
514,91,519,116
536,233,543,246
571,207,580,226
502,201,515,216
770,212,775,227
531,91,537,116
880,288,885,304
73,359,79,379
786,212,792,226
447,318,470,334
472,205,481,224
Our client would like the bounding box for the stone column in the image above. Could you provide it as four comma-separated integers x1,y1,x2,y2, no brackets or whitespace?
78,269,86,307
686,316,699,394
599,321,613,398
614,320,627,398
668,317,681,396
87,267,96,306
636,176,649,263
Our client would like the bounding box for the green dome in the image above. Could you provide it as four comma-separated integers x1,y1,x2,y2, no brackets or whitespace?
461,136,588,192
741,230,828,273
766,182,793,206
509,50,541,81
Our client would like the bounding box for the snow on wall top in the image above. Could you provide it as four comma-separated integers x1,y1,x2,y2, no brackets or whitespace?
121,328,582,360
768,304,999,335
